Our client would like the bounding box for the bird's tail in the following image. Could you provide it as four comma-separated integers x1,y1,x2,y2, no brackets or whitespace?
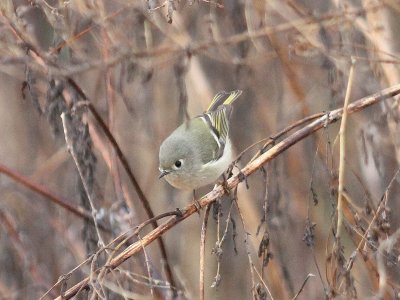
207,90,242,112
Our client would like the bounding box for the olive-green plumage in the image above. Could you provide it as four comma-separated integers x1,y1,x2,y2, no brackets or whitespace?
159,90,242,190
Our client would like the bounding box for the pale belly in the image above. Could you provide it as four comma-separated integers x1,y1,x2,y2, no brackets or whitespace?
165,139,234,190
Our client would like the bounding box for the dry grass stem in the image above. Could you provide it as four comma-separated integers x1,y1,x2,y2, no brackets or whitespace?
336,58,356,238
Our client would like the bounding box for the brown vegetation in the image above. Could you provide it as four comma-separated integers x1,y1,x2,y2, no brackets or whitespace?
0,1,400,299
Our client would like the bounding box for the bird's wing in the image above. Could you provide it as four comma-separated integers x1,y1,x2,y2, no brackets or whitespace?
201,105,231,160
198,90,243,160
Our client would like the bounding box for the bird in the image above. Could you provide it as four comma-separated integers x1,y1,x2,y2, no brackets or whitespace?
159,90,242,193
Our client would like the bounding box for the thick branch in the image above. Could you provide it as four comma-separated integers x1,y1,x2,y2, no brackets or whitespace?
54,83,400,300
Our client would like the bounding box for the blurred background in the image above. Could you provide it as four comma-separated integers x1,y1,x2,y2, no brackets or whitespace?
0,0,400,299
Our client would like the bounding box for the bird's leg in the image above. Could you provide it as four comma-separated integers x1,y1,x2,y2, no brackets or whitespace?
193,189,201,214
238,171,249,189
218,172,230,194
174,208,183,217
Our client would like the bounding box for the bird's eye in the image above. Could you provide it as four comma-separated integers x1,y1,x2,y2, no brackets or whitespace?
174,160,182,168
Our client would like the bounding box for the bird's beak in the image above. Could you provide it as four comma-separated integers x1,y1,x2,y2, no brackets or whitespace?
159,169,170,179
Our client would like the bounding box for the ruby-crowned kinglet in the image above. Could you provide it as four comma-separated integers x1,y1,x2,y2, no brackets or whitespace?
159,90,242,190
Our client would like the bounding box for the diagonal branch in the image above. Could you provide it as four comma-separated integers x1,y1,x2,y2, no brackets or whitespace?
54,83,400,300
0,163,110,231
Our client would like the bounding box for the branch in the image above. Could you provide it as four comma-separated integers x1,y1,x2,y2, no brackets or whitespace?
54,83,400,300
0,163,109,231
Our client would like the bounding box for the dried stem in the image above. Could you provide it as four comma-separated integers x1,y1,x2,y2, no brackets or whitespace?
233,188,257,299
199,204,212,300
336,58,356,238
291,274,315,300
61,112,105,248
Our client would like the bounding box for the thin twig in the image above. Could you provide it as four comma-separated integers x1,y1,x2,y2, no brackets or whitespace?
0,163,108,230
117,269,176,290
218,200,236,251
199,204,212,300
376,227,400,298
0,210,51,294
253,265,274,300
61,112,105,248
291,273,315,300
89,250,106,299
137,233,154,297
84,102,154,216
339,167,400,291
235,112,325,164
53,83,400,300
40,254,95,300
102,26,127,216
233,188,257,299
306,143,327,294
211,199,222,288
